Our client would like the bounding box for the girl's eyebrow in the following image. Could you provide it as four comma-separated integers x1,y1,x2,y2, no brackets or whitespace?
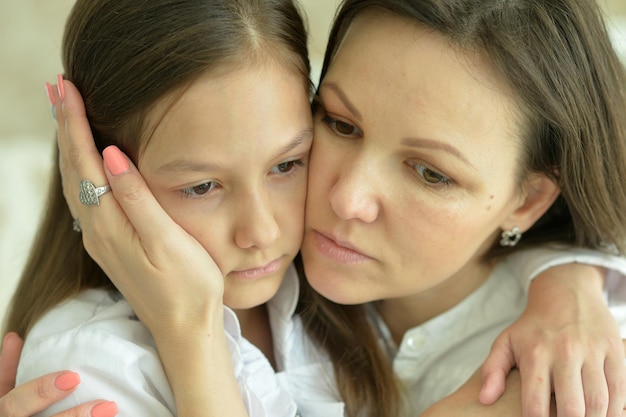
155,128,314,175
319,82,362,121
273,128,314,159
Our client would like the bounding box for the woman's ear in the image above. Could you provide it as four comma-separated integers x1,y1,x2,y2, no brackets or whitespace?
502,173,560,233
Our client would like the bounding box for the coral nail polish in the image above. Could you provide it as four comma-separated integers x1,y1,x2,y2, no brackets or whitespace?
57,74,65,100
91,401,119,417
45,82,56,106
103,146,130,176
54,372,80,391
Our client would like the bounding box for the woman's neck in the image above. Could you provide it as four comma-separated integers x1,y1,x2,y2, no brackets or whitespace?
376,260,495,345
233,304,276,369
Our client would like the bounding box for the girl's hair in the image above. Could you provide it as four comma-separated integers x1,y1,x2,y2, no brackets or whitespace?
301,0,626,415
4,0,310,336
5,1,397,414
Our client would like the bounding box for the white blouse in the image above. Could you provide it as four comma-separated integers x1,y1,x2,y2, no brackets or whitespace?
370,247,626,415
17,264,341,417
16,248,626,417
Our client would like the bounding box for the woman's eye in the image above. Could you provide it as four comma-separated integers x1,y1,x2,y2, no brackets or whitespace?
413,163,451,186
321,114,361,137
181,181,218,197
271,160,304,175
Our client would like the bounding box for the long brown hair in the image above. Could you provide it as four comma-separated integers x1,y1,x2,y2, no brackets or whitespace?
5,1,401,415
301,0,626,415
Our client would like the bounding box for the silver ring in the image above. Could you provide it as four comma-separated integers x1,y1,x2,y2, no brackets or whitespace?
73,217,81,233
79,180,111,206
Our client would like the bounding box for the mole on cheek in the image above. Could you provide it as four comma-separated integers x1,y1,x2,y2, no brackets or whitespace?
486,195,495,210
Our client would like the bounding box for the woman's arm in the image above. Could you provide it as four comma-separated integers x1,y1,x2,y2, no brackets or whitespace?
481,262,626,417
0,332,118,417
53,80,249,417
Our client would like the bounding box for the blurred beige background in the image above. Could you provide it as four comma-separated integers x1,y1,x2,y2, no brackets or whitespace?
0,0,624,324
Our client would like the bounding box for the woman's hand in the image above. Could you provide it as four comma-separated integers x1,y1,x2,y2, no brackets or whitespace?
52,78,248,416
0,332,118,417
54,79,224,336
480,264,626,417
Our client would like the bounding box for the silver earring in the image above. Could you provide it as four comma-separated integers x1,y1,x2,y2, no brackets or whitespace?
500,226,521,247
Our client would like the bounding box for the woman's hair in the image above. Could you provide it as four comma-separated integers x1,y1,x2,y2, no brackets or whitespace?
301,0,626,415
321,0,626,257
4,0,310,336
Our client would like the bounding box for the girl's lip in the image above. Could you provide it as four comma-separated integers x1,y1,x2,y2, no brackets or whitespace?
231,257,282,280
313,231,372,264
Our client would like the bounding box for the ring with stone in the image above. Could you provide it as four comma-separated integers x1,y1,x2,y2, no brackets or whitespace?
78,179,111,206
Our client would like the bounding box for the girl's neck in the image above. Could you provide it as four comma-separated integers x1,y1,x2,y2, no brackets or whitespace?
233,304,276,369
376,260,495,345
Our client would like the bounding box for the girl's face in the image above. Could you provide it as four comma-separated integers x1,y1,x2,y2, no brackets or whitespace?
302,10,540,308
138,62,313,310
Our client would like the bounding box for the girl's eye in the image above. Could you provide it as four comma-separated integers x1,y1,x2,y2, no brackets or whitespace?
270,160,304,175
321,114,362,137
413,163,451,186
181,181,218,197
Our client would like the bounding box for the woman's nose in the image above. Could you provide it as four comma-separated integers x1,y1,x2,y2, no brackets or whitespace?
328,154,381,223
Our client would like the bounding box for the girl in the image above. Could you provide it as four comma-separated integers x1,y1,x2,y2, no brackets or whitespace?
4,0,331,416
6,0,626,416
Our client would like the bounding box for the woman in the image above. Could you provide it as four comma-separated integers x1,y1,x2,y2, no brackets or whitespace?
4,0,626,416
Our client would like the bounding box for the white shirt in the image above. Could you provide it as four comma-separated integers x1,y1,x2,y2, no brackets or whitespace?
17,264,342,417
17,248,626,417
368,247,626,415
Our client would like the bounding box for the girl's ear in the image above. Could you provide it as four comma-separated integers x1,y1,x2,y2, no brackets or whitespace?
501,173,560,233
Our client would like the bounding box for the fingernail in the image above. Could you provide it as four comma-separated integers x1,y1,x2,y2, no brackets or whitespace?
45,83,56,106
103,146,130,176
54,371,81,391
91,401,119,417
57,74,65,101
2,332,11,347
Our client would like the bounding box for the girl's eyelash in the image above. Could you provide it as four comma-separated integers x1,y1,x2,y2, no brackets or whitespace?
179,181,219,199
177,160,305,201
270,159,305,175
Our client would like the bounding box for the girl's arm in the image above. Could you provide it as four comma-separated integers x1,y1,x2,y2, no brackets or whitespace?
54,80,249,417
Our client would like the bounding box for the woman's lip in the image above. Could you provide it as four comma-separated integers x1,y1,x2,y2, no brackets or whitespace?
231,258,282,280
313,231,372,264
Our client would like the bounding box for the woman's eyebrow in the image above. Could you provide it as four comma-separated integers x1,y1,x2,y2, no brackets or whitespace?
401,137,475,169
319,82,362,121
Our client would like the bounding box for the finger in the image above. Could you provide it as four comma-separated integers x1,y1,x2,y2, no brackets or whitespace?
0,371,80,417
51,401,119,417
579,361,608,417
0,333,23,396
102,146,191,250
552,359,585,417
604,349,626,417
519,352,552,417
58,79,109,216
479,334,516,404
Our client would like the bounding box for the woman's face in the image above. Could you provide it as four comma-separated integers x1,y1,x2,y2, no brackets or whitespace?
138,62,313,310
301,10,532,306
